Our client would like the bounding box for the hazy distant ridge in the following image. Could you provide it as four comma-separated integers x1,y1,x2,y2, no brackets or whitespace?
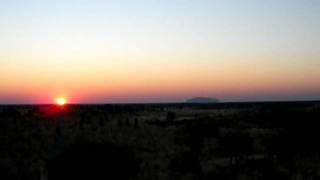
186,97,220,103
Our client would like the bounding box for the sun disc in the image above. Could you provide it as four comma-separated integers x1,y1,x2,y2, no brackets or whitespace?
56,97,66,106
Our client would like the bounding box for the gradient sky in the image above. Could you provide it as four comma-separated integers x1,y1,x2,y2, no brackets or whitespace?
0,0,319,104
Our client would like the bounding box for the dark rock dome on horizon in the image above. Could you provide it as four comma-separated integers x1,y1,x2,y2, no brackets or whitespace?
186,97,220,103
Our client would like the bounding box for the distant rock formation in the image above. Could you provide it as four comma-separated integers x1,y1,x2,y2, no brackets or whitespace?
186,97,220,103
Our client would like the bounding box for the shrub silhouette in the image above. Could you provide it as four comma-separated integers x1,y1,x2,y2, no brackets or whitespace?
218,132,254,165
48,139,140,180
166,111,176,122
134,118,139,128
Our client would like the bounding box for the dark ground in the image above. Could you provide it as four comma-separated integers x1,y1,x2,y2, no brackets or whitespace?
1,101,320,180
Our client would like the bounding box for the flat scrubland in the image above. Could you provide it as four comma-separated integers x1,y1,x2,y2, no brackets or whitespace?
1,101,320,180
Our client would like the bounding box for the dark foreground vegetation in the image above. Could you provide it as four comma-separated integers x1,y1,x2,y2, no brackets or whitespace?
1,101,320,180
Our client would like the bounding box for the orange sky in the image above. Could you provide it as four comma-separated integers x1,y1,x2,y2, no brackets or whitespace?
0,0,319,103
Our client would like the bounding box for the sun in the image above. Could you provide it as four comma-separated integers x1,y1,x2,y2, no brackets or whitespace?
56,97,67,106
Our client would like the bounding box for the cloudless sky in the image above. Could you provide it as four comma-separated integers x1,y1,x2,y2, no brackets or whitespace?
0,0,319,103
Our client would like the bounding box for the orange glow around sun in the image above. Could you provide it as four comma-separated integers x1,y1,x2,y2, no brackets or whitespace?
56,97,67,106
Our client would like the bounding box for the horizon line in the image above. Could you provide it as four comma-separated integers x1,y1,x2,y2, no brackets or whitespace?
0,99,319,106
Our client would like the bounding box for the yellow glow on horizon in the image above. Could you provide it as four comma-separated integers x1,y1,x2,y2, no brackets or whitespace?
56,97,67,106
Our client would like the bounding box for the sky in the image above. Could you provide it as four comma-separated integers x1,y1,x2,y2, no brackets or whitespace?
0,0,319,104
